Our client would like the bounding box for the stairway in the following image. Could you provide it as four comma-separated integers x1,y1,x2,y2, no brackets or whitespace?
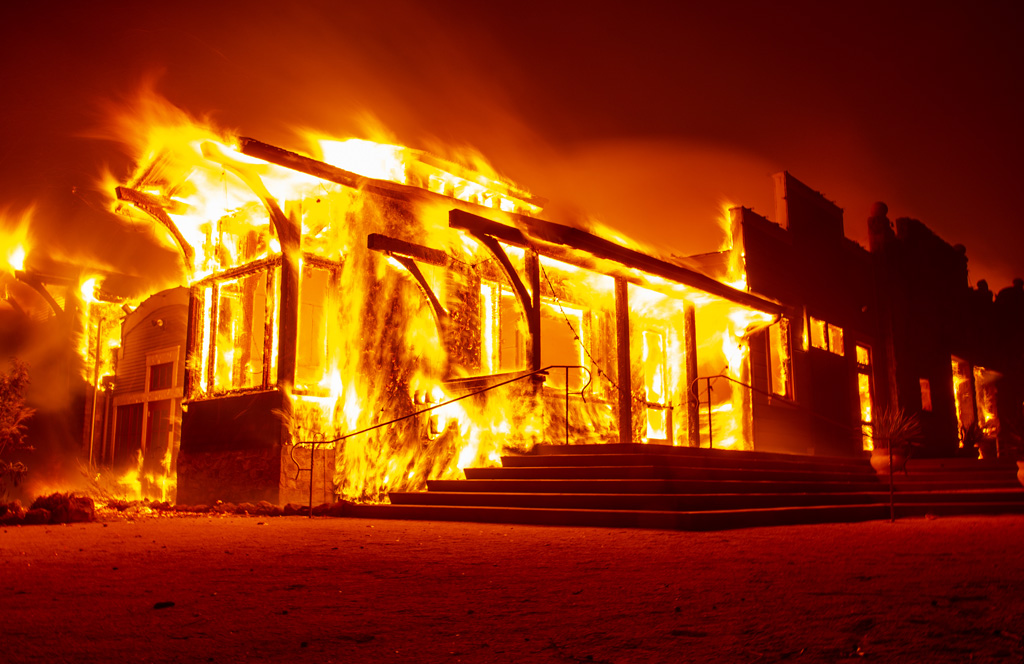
344,443,1024,531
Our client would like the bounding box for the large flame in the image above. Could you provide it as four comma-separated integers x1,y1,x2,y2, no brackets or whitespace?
95,92,773,505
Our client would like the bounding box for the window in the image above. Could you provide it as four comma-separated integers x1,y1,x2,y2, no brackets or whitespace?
148,362,174,391
827,324,844,356
919,378,933,411
856,344,874,451
642,330,668,440
114,403,144,465
767,318,793,398
952,356,975,447
808,315,843,356
296,265,329,389
539,298,586,390
213,271,270,392
809,317,828,350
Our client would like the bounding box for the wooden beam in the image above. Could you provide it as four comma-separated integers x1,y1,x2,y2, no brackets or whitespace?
367,233,449,267
393,256,450,323
525,250,541,371
615,277,632,443
684,302,700,447
14,271,63,317
115,187,196,266
237,136,422,207
514,215,783,315
449,209,530,248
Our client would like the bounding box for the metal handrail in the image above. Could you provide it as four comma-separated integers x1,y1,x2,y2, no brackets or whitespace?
691,372,898,520
293,364,594,516
691,373,866,448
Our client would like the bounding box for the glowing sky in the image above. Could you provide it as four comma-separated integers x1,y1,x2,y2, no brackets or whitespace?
1,0,1022,292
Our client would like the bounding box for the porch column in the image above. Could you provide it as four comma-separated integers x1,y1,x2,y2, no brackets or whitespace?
615,277,632,443
525,249,542,371
684,303,700,447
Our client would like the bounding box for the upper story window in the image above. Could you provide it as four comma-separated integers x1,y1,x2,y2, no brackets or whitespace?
808,315,844,356
767,317,793,398
148,362,174,391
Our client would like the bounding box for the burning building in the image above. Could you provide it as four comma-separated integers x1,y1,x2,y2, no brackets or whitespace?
75,115,781,506
56,109,1023,509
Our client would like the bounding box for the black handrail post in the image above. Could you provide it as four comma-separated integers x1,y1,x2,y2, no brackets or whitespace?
308,440,319,518
565,366,570,446
888,440,895,522
706,377,714,449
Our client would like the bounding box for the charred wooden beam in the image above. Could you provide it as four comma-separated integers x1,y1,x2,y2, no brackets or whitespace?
238,137,367,190
471,233,541,362
393,256,450,322
3,295,26,317
14,270,64,317
237,137,419,207
191,256,282,287
115,187,196,266
514,215,783,315
524,249,541,371
684,302,700,447
183,286,200,398
449,209,530,248
615,277,632,443
367,234,450,267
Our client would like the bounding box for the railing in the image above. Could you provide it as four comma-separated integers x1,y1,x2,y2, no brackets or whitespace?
690,373,795,449
692,373,899,521
293,364,594,516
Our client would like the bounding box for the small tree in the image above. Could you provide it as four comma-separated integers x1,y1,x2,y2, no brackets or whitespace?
0,358,35,498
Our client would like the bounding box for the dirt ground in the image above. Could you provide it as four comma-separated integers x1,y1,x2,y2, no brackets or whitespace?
3,513,1024,664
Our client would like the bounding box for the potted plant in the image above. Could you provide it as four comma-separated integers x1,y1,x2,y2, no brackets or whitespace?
870,407,922,475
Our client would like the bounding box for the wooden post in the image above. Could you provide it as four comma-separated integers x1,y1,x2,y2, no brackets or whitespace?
615,278,632,443
525,249,541,371
277,254,299,391
684,303,700,447
183,287,199,398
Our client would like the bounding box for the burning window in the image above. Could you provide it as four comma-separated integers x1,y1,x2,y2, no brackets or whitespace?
809,317,827,350
767,318,793,398
214,271,270,392
540,298,586,390
952,356,975,446
808,315,843,356
296,264,330,390
973,365,1000,436
479,280,526,374
642,329,669,440
827,324,844,356
856,344,874,451
193,266,277,396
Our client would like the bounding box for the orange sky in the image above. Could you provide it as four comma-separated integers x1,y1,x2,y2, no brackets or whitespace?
1,0,1022,293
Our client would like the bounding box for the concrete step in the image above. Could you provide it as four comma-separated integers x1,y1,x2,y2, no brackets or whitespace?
343,502,893,531
888,478,1022,491
390,490,892,511
390,488,1024,511
502,453,878,476
466,464,875,483
532,443,870,470
427,478,886,494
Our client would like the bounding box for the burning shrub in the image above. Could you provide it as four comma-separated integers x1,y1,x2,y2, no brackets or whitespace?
0,358,34,499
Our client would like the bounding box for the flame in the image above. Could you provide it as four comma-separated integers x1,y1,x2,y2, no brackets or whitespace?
1,206,33,274
101,92,780,506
